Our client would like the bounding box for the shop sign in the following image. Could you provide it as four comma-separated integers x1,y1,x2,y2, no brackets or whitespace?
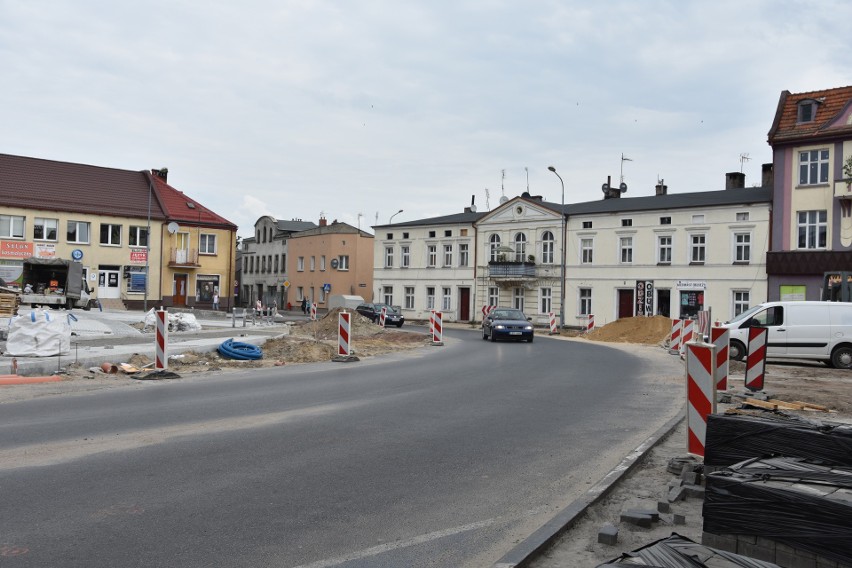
35,243,56,258
676,280,706,290
130,249,148,263
635,280,654,316
0,241,34,259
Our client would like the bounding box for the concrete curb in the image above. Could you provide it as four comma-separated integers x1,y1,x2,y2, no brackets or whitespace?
492,410,686,568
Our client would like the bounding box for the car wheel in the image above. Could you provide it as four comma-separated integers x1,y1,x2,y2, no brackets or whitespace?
728,339,746,361
490,331,497,342
396,322,403,328
482,329,488,340
830,346,852,369
527,335,534,343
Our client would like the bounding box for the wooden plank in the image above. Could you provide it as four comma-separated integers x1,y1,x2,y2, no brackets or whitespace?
743,398,778,410
767,399,806,410
791,400,830,411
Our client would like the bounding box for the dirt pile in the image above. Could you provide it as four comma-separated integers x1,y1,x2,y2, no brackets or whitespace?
582,316,672,345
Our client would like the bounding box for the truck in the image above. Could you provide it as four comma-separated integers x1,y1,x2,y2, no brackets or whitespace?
20,257,93,310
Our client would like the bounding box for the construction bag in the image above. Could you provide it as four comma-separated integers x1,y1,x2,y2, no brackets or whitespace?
5,309,71,356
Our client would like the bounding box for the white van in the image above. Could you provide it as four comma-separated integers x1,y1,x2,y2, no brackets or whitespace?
721,301,852,369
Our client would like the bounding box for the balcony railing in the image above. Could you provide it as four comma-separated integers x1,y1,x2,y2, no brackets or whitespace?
169,248,200,267
487,260,536,278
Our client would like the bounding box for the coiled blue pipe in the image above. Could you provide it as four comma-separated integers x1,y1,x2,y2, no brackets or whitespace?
218,338,263,360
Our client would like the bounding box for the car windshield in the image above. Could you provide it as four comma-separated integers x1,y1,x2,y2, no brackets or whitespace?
375,304,399,314
727,304,765,324
492,309,526,320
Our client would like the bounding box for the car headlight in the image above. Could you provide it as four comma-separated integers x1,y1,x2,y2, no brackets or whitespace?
494,324,506,329
524,325,533,331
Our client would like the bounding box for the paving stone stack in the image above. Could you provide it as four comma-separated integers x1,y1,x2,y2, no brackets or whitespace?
597,532,782,567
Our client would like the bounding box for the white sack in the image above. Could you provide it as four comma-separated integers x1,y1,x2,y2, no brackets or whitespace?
6,309,71,356
143,309,202,332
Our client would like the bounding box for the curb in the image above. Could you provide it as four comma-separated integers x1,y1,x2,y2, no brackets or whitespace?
492,410,686,568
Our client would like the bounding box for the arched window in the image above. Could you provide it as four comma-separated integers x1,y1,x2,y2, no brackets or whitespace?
489,234,501,262
514,233,527,262
541,231,554,264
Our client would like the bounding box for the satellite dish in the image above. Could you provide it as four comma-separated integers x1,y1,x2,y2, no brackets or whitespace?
619,182,628,193
601,183,610,194
499,196,509,204
470,204,477,212
167,222,180,234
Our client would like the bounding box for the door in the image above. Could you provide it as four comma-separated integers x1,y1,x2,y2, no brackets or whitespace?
175,232,190,264
740,305,786,357
785,304,831,358
98,266,121,299
174,274,188,306
617,289,634,319
459,287,470,321
656,289,670,317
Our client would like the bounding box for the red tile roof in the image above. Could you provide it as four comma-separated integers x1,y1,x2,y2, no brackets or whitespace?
148,172,236,230
768,86,852,145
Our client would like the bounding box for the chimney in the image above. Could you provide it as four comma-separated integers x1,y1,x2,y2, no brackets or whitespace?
319,216,327,227
151,167,168,181
655,183,668,196
761,163,774,188
725,172,746,190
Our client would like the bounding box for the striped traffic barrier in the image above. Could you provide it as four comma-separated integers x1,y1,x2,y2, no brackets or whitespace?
745,327,767,392
548,312,558,334
679,319,695,355
482,305,495,318
155,307,168,370
432,311,443,345
338,311,351,356
710,326,730,391
310,303,317,321
429,309,436,336
379,306,387,327
585,314,595,333
686,341,717,457
669,319,683,354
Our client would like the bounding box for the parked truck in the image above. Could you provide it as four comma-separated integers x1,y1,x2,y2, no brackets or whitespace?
20,257,93,310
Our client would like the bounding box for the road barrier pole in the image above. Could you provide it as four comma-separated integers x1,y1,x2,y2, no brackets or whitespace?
155,307,168,370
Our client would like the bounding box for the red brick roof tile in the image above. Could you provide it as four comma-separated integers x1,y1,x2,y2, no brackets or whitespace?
148,172,236,229
768,86,852,145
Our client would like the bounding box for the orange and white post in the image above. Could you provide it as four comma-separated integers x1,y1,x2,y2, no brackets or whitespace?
155,307,168,370
432,311,443,345
338,311,351,357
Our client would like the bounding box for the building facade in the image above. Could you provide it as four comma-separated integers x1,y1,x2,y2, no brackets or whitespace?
766,86,852,301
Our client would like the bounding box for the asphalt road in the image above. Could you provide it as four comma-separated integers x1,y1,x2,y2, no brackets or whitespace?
0,327,683,567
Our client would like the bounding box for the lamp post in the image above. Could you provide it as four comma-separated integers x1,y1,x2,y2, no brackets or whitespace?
548,166,566,329
389,209,403,224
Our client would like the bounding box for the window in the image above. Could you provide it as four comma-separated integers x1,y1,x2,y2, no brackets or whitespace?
402,232,409,239
386,233,393,240
691,214,705,224
242,257,247,272
733,291,750,317
489,234,501,261
690,234,706,263
660,216,671,225
338,255,349,270
619,236,633,263
100,223,122,246
582,221,592,229
262,257,266,273
460,229,468,236
513,287,525,311
621,219,633,227
442,287,451,310
581,238,593,264
734,232,751,263
579,288,592,315
274,255,279,273
310,256,315,271
385,246,394,268
0,215,25,239
297,286,304,301
128,267,147,293
401,245,410,268
798,101,815,123
514,233,527,262
427,245,437,267
488,286,499,307
797,210,827,249
426,286,435,309
428,231,436,238
799,149,830,185
320,255,326,271
129,226,148,247
444,230,452,237
459,243,469,267
541,231,554,264
736,212,749,221
319,287,326,303
67,221,90,244
383,286,393,306
404,287,415,309
443,244,453,266
540,287,552,314
249,257,254,273
33,218,58,241
196,275,219,303
658,235,672,264
297,256,305,271
282,254,287,272
199,233,216,254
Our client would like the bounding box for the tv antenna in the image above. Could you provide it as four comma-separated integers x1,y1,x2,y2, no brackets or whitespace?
484,188,491,210
525,167,529,192
357,212,363,231
620,153,633,183
739,153,751,172
499,170,508,204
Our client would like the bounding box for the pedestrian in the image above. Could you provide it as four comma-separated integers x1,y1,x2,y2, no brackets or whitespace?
212,292,219,311
301,297,308,314
256,299,262,314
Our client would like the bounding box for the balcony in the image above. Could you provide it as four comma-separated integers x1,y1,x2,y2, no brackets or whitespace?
834,179,852,199
488,260,536,279
168,248,200,268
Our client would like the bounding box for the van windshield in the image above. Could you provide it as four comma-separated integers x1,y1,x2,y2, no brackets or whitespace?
727,304,765,325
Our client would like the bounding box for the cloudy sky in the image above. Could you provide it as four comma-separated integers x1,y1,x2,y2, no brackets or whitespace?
2,1,850,237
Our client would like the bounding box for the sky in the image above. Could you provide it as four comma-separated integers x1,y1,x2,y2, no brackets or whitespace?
2,1,851,238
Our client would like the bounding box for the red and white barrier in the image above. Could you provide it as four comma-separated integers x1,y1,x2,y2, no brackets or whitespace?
155,307,168,370
548,312,558,334
429,309,436,336
310,303,317,321
669,319,683,354
585,314,595,333
679,319,695,355
745,326,767,392
710,327,730,391
697,310,710,340
481,305,495,318
379,306,387,327
432,311,443,344
686,341,717,457
338,311,351,356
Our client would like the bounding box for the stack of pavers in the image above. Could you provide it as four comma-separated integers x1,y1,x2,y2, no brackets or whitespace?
702,411,852,568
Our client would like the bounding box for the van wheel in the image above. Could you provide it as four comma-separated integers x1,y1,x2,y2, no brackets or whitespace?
729,339,746,361
830,346,852,369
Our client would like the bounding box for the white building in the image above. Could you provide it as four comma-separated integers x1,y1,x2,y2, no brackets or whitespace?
372,207,482,322
565,173,772,327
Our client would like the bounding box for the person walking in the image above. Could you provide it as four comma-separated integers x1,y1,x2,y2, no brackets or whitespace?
301,297,308,315
212,292,219,311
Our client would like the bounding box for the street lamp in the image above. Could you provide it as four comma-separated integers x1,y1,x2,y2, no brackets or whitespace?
389,209,403,224
548,166,566,330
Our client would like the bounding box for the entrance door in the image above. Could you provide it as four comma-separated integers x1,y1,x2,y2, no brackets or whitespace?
656,289,671,317
174,274,188,306
459,287,470,321
617,289,634,319
98,266,121,299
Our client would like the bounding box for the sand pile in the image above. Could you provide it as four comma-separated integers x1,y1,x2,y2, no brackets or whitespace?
582,315,672,345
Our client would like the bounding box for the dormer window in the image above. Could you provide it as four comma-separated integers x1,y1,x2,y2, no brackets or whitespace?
797,99,819,123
